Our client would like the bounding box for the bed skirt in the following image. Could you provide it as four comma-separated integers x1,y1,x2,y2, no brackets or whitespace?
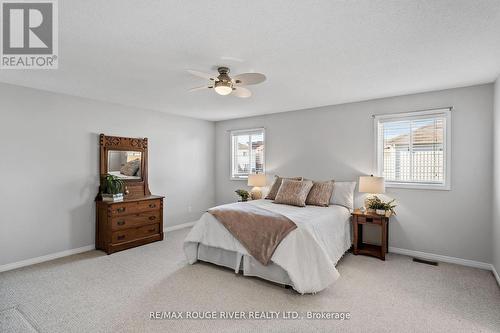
196,243,293,287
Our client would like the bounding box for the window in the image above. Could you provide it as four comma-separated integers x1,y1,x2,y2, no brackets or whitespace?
374,108,451,190
230,128,265,179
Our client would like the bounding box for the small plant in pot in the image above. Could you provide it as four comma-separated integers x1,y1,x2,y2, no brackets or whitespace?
235,189,250,202
100,174,125,201
366,196,397,217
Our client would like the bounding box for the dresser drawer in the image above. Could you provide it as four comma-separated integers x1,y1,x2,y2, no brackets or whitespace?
111,211,160,230
356,215,382,224
109,199,161,216
111,224,160,244
111,228,135,244
135,223,160,238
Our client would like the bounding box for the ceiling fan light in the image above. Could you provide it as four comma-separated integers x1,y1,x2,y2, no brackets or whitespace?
214,81,233,96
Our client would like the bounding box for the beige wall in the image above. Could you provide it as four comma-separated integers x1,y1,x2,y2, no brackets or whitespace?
215,84,494,263
493,78,500,275
0,83,215,266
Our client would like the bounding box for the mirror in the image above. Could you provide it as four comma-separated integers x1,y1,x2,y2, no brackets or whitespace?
107,150,142,180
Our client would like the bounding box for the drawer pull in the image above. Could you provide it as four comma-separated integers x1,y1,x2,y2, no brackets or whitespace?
149,204,156,208
148,216,156,221
117,235,125,240
117,220,125,226
116,207,126,213
366,218,373,223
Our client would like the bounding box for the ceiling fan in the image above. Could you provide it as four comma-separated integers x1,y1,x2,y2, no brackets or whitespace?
187,66,266,98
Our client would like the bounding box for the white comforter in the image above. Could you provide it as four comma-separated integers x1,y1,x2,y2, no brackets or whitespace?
184,199,351,294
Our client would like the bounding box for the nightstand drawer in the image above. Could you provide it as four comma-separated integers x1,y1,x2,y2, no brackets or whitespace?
356,215,382,224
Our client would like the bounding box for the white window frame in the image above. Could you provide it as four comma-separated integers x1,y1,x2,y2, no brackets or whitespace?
374,108,452,190
230,127,265,180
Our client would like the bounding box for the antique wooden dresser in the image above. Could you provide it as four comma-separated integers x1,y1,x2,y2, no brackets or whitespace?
95,134,164,254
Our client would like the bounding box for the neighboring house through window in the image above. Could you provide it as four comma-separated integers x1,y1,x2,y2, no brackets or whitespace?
231,128,265,179
374,108,451,190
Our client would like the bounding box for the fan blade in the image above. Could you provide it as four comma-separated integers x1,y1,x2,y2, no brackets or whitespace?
187,69,216,80
232,86,252,98
188,85,211,92
233,73,266,86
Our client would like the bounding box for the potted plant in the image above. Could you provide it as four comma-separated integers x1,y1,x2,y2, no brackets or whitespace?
366,196,397,216
235,189,250,202
100,174,125,201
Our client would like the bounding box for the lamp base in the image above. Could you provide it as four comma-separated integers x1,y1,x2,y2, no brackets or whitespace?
250,187,262,200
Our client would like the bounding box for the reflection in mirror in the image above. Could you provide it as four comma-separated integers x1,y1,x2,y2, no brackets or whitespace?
107,150,142,180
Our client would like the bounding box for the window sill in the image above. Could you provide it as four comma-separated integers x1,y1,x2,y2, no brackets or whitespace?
231,177,248,181
386,182,450,191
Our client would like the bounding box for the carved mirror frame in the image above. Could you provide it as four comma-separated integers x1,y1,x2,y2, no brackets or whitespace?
98,134,151,199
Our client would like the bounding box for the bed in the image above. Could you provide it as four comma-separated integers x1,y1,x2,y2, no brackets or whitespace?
184,199,352,294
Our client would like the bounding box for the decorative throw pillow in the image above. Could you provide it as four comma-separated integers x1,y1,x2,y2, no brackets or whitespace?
120,158,140,176
274,179,314,207
265,176,303,200
306,180,335,207
330,181,356,210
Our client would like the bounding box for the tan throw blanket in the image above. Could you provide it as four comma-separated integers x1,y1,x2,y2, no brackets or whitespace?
208,203,297,266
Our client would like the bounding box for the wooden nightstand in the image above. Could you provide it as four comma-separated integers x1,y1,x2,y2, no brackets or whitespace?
351,211,390,260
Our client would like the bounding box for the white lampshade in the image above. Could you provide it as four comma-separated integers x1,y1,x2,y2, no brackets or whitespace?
248,174,266,187
359,175,385,194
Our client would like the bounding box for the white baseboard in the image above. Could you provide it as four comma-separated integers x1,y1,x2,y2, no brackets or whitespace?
1,229,496,288
389,246,492,270
0,222,196,274
492,264,500,287
164,221,196,233
0,244,95,273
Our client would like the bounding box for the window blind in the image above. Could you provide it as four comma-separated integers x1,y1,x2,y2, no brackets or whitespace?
230,128,265,179
375,109,450,189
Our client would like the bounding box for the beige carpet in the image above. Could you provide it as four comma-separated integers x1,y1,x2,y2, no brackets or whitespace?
1,227,499,333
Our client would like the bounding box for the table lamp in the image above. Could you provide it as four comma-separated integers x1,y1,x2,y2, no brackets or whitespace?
248,174,266,200
359,175,385,212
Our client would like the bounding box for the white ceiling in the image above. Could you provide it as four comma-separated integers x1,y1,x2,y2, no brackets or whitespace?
1,0,500,121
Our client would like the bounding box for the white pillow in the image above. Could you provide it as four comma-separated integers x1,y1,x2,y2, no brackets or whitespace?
261,185,271,199
330,181,356,210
